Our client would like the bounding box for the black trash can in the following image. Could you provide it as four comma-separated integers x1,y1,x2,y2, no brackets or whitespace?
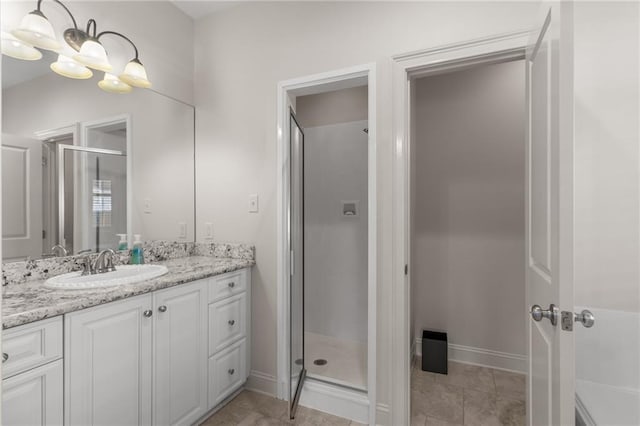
421,330,448,374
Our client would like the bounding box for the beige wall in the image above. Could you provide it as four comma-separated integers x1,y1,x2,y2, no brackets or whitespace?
573,1,640,313
296,86,368,128
193,1,538,414
411,61,526,357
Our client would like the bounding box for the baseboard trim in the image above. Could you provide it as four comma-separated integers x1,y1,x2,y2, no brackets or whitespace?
299,377,369,424
415,338,526,373
246,370,278,396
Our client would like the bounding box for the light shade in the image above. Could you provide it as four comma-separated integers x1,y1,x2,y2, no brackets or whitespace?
73,39,112,72
1,31,42,60
11,11,61,51
51,54,93,79
119,59,151,88
98,73,132,94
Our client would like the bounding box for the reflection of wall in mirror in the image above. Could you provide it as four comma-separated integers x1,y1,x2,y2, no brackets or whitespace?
2,72,195,256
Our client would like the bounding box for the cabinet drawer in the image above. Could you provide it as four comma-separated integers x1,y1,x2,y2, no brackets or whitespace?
2,317,63,379
208,339,246,408
209,293,246,355
208,269,247,302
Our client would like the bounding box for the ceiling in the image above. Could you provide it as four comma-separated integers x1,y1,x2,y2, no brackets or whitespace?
170,1,239,20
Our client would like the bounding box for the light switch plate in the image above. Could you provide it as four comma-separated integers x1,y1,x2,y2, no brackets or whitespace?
178,222,187,239
249,194,259,213
143,198,152,214
205,222,213,239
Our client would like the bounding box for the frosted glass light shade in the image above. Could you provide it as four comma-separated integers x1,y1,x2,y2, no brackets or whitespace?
51,54,93,79
73,39,112,72
1,32,42,60
12,11,61,51
98,73,132,94
119,59,151,88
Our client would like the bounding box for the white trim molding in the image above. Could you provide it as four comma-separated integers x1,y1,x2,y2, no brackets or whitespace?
276,63,377,424
391,30,531,426
246,370,278,397
414,339,527,374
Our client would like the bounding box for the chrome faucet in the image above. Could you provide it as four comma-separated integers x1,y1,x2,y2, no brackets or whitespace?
77,255,94,276
51,244,68,257
94,249,117,274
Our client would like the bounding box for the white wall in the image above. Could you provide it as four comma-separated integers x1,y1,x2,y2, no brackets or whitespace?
193,1,538,415
411,60,526,358
1,0,195,103
573,1,640,314
303,120,368,342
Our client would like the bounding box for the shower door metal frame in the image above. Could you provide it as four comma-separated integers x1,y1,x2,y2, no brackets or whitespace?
288,109,306,419
57,144,126,252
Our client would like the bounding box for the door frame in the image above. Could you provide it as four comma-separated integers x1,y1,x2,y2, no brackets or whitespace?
276,63,377,424
390,30,531,426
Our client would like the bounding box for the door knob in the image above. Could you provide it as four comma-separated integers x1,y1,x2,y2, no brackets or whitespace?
228,282,235,288
143,310,153,318
158,305,167,313
228,319,235,326
2,353,8,363
574,310,595,328
530,304,558,326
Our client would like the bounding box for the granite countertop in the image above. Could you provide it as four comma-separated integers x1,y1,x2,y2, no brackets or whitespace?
3,256,254,330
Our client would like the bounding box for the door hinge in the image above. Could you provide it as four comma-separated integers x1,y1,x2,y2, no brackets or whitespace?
404,264,409,275
290,250,294,276
42,230,46,239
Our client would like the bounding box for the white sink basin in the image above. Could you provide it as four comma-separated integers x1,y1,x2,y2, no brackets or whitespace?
44,265,169,290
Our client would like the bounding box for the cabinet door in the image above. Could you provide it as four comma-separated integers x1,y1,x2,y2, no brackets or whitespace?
2,359,63,426
65,294,153,426
154,281,208,426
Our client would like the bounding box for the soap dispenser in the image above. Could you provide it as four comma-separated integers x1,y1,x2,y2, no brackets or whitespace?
116,234,128,251
131,234,145,265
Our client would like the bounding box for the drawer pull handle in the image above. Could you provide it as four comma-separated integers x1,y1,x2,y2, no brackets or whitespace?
2,353,8,363
228,368,235,375
228,319,235,326
228,282,235,288
143,310,153,318
158,305,167,313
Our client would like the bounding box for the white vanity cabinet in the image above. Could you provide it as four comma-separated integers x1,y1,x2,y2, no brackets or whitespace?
2,317,64,426
65,280,208,426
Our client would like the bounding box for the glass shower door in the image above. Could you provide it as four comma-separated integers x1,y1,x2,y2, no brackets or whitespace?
289,110,306,419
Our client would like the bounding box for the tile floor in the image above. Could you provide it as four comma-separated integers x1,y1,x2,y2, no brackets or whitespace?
201,359,525,426
305,331,368,390
411,358,526,426
199,389,365,426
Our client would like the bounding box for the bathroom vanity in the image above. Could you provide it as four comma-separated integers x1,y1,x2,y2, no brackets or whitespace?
1,249,253,426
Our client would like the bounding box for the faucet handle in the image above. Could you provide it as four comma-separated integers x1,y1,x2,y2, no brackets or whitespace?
75,255,94,276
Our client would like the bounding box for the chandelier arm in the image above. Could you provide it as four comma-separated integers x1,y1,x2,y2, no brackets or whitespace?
36,0,78,29
96,30,139,59
86,19,97,38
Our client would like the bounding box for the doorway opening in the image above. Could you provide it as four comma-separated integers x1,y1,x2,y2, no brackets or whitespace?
277,64,376,424
409,58,527,424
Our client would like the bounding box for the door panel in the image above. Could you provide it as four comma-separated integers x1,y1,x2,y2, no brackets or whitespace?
526,3,574,425
289,110,306,418
1,134,42,260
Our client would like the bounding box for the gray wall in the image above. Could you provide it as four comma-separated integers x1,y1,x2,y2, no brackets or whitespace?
411,60,526,357
296,86,368,128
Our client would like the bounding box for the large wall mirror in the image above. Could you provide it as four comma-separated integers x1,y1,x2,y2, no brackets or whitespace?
2,49,195,262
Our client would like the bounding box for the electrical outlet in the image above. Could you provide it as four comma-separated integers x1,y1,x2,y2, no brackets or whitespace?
178,222,187,239
143,198,152,214
205,222,213,240
249,194,259,213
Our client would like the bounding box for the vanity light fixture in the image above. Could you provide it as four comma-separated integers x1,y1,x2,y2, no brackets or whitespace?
3,0,152,93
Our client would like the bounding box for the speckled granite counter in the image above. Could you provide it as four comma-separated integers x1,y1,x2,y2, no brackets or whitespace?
3,256,254,330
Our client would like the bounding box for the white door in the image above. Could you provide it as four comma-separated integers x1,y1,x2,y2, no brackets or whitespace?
65,295,153,426
2,360,63,426
1,134,42,260
154,281,207,426
526,3,574,425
